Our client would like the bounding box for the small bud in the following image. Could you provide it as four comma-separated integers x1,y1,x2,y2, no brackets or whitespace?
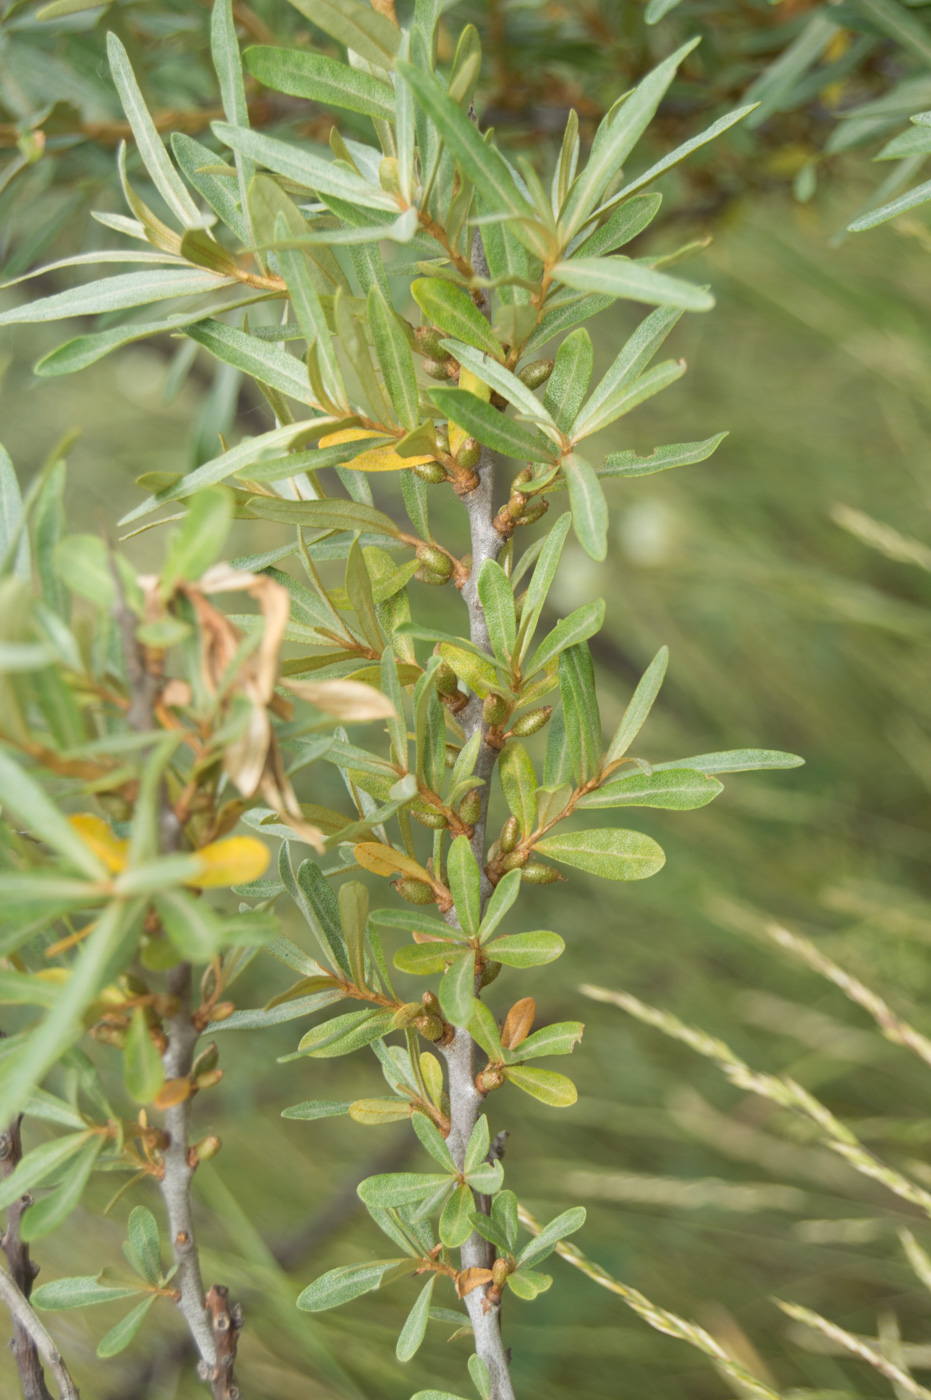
413,808,448,829
414,325,449,359
436,661,460,695
500,815,520,854
458,790,483,824
192,1134,222,1163
521,862,561,884
393,1002,422,1029
417,545,453,578
517,358,554,389
412,460,448,484
417,1014,445,1042
416,567,451,587
209,1001,235,1023
422,991,441,1015
483,694,508,726
378,156,401,195
445,743,460,766
515,498,549,527
435,423,450,454
479,959,501,988
512,466,533,488
396,877,436,905
457,437,481,471
193,1068,224,1092
423,357,456,381
491,1258,511,1286
508,707,551,738
507,493,529,521
500,849,528,871
92,1024,127,1050
486,840,501,864
476,1066,506,1093
192,1042,218,1079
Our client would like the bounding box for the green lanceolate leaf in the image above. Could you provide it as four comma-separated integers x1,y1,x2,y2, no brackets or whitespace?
411,1111,457,1171
533,828,665,881
244,46,395,119
32,1276,145,1310
516,513,572,660
447,835,481,938
394,942,460,976
610,104,757,204
0,270,232,328
21,1135,104,1241
504,1065,577,1107
281,1100,352,1121
430,388,555,464
396,62,548,260
849,178,931,231
439,1183,474,1248
563,453,608,561
478,867,522,941
498,742,537,838
297,1009,396,1057
517,1205,586,1268
286,0,400,69
652,749,805,774
297,1258,417,1312
441,342,558,430
275,219,345,408
161,487,232,593
543,328,593,432
125,1207,161,1284
439,948,476,1028
368,286,420,430
412,280,502,360
559,643,601,783
357,1172,453,1209
507,1020,583,1060
96,1295,158,1358
0,1131,95,1213
580,768,723,810
484,930,565,968
477,559,516,665
396,1275,436,1361
123,1007,165,1104
552,258,713,313
601,432,727,479
577,194,662,257
606,646,668,762
526,598,605,677
212,124,397,211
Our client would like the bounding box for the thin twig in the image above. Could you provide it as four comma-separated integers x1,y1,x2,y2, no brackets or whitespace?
0,1268,79,1400
0,1114,54,1400
437,230,515,1400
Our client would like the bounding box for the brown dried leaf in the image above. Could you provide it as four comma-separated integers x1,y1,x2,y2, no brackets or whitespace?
502,997,536,1050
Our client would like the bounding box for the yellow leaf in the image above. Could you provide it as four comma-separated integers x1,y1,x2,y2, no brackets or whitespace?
319,427,434,474
68,814,128,873
354,842,434,884
284,677,397,721
154,1078,192,1109
449,368,490,456
187,836,270,889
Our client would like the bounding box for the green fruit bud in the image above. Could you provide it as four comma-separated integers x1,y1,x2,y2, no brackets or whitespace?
508,707,551,737
417,1014,445,1042
515,498,549,526
418,545,453,578
500,815,520,854
458,789,483,823
483,694,508,726
445,743,459,767
436,661,460,695
457,437,481,470
413,808,448,829
507,493,529,520
486,840,501,864
435,423,450,453
194,1067,224,1092
416,567,451,586
192,1134,222,1163
396,877,436,905
521,862,561,884
412,460,449,484
518,358,554,389
378,156,401,195
500,849,528,871
512,466,533,488
414,325,449,359
491,1258,511,1286
424,357,456,380
479,959,501,988
422,990,441,1014
192,1042,219,1079
476,1066,506,1093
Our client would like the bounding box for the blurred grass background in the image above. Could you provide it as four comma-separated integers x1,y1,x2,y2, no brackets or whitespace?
6,18,931,1400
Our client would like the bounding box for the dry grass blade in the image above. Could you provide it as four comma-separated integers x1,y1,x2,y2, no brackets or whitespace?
516,1204,785,1400
776,1301,931,1400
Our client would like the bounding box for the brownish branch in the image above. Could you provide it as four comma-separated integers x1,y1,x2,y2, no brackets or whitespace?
0,1116,54,1400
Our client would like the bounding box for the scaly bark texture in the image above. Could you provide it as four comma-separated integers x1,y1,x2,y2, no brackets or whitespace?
0,1115,55,1400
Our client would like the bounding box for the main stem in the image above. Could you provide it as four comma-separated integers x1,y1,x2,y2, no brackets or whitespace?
1,1115,57,1400
442,383,514,1392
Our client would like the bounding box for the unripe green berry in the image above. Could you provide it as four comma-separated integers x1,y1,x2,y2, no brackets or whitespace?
507,494,529,520
486,839,501,863
417,545,453,578
192,1134,222,1163
518,358,555,389
483,694,508,726
396,877,436,905
521,862,561,884
417,1014,445,1042
416,567,451,586
500,849,528,871
457,437,481,470
491,1258,511,1286
458,789,483,823
413,808,448,829
424,357,456,381
414,325,449,359
412,460,448,484
516,498,549,526
500,815,520,854
508,707,552,737
476,1066,506,1093
436,661,460,695
512,466,533,488
479,959,502,988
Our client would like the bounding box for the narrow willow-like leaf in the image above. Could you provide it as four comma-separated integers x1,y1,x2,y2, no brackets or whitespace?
516,1205,586,1268
580,768,723,810
297,1259,416,1312
439,1183,474,1248
553,258,713,313
478,867,522,941
413,280,503,360
21,1135,104,1240
285,0,400,69
477,559,517,665
96,1295,158,1358
439,948,476,1028
508,1021,584,1061
848,177,931,231
601,432,727,479
186,319,315,404
106,34,201,228
563,453,608,561
485,930,565,968
244,46,395,119
441,342,558,431
430,388,555,463
525,598,605,677
0,269,233,328
498,742,537,838
276,214,345,407
212,123,397,211
559,643,601,783
397,1276,436,1361
606,646,669,762
32,1276,145,1310
368,285,419,430
447,835,481,937
652,749,805,774
504,1065,578,1107
543,329,593,433
577,194,662,258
